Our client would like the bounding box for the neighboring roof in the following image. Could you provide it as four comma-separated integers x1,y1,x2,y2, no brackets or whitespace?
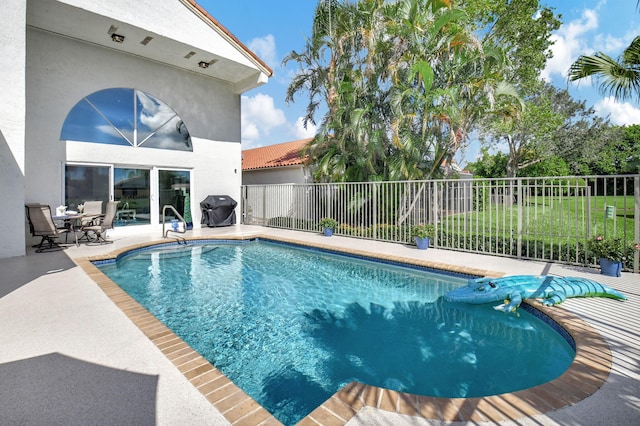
242,138,473,175
242,138,312,171
184,0,273,77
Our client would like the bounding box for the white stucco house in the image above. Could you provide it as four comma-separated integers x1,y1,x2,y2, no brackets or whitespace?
1,0,272,259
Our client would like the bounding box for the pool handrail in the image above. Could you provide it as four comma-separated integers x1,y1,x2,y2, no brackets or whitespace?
162,204,187,242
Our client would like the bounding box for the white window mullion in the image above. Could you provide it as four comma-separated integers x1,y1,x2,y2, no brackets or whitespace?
133,90,138,147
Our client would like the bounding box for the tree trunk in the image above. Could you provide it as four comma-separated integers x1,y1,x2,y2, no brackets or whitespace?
506,134,518,178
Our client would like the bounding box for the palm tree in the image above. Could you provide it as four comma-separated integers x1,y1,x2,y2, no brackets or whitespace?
284,0,510,182
568,36,640,103
569,0,640,103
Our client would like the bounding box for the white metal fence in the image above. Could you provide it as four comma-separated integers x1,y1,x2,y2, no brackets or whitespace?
242,175,640,273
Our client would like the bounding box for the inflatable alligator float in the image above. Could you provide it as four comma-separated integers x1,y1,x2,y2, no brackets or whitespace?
445,275,627,312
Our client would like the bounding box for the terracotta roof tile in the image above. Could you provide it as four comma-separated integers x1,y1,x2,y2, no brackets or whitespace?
242,138,312,171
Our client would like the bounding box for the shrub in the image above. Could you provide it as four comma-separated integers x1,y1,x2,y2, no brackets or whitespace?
318,217,338,229
411,223,435,239
587,236,639,262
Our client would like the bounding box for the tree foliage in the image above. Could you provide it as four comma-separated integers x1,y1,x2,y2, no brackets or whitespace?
284,0,564,182
565,2,640,175
569,36,640,104
462,0,562,177
460,0,561,93
284,0,522,182
621,124,640,173
468,83,629,178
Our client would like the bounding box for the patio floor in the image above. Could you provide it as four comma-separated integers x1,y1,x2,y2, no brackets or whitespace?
1,225,638,425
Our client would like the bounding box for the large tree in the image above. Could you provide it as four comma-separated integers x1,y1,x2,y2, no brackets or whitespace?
462,0,561,177
285,0,520,182
386,2,520,179
473,83,622,177
285,0,393,181
621,124,640,173
460,0,561,94
582,124,639,175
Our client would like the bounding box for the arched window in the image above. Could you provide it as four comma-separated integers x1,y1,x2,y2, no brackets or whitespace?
61,88,192,151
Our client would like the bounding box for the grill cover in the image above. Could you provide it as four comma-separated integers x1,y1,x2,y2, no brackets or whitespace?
200,195,237,227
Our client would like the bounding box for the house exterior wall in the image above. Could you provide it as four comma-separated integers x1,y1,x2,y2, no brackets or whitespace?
242,166,308,185
0,0,27,258
24,28,242,236
1,0,266,258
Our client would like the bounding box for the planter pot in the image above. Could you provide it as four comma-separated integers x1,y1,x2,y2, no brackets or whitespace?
599,258,622,277
414,236,430,250
323,227,334,237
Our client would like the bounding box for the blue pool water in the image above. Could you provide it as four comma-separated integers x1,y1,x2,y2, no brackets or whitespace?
98,240,575,425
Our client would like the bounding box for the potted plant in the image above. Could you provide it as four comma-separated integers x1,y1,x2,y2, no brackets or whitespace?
411,223,435,250
318,217,338,236
587,236,639,277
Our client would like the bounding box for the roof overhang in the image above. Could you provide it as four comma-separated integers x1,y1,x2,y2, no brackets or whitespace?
26,0,271,94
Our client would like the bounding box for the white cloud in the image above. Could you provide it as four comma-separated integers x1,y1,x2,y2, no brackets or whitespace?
594,97,640,125
542,8,599,81
593,33,626,53
241,93,287,147
242,122,260,142
292,117,317,139
247,34,278,69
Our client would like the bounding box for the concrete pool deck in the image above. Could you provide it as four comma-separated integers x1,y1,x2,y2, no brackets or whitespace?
1,225,638,425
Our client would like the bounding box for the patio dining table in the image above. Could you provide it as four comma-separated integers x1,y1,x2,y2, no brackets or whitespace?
51,213,87,246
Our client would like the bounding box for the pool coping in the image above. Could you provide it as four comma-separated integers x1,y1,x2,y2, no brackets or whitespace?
77,234,612,425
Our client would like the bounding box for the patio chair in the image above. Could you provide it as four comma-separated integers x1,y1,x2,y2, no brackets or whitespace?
25,204,71,252
80,200,103,226
81,201,117,244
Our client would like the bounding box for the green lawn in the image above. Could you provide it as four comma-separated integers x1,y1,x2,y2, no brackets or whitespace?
434,195,637,263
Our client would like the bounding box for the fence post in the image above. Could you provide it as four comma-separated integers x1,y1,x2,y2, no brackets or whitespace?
262,185,267,226
432,181,438,248
517,178,523,258
372,183,378,241
241,185,246,224
634,176,639,273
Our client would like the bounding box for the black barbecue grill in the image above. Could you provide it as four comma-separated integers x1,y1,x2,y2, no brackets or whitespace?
200,195,237,227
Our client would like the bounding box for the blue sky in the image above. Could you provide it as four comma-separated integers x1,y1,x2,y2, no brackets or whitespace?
202,0,640,164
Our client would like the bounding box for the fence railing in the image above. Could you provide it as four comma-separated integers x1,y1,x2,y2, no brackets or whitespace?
242,175,640,273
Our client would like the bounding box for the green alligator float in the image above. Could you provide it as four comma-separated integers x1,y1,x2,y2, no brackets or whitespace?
445,275,627,312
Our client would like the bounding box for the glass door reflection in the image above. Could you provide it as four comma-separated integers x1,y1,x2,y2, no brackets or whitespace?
114,168,150,226
158,170,191,227
64,165,110,212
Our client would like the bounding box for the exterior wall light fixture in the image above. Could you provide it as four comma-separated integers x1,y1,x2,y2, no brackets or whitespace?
111,33,125,43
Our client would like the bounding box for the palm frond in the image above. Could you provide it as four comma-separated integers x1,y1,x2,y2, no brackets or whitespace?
569,51,640,102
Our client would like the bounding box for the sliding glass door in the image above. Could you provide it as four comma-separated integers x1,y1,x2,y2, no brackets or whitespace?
64,164,150,226
65,165,190,227
158,170,191,225
64,164,110,211
113,168,151,225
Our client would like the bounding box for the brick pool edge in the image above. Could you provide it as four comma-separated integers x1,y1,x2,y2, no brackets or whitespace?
78,234,611,425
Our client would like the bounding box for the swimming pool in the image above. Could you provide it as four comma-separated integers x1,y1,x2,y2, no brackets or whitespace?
98,239,575,425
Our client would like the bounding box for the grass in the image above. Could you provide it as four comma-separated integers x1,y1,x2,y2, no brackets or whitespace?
268,193,636,265
436,195,636,264
444,195,635,242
